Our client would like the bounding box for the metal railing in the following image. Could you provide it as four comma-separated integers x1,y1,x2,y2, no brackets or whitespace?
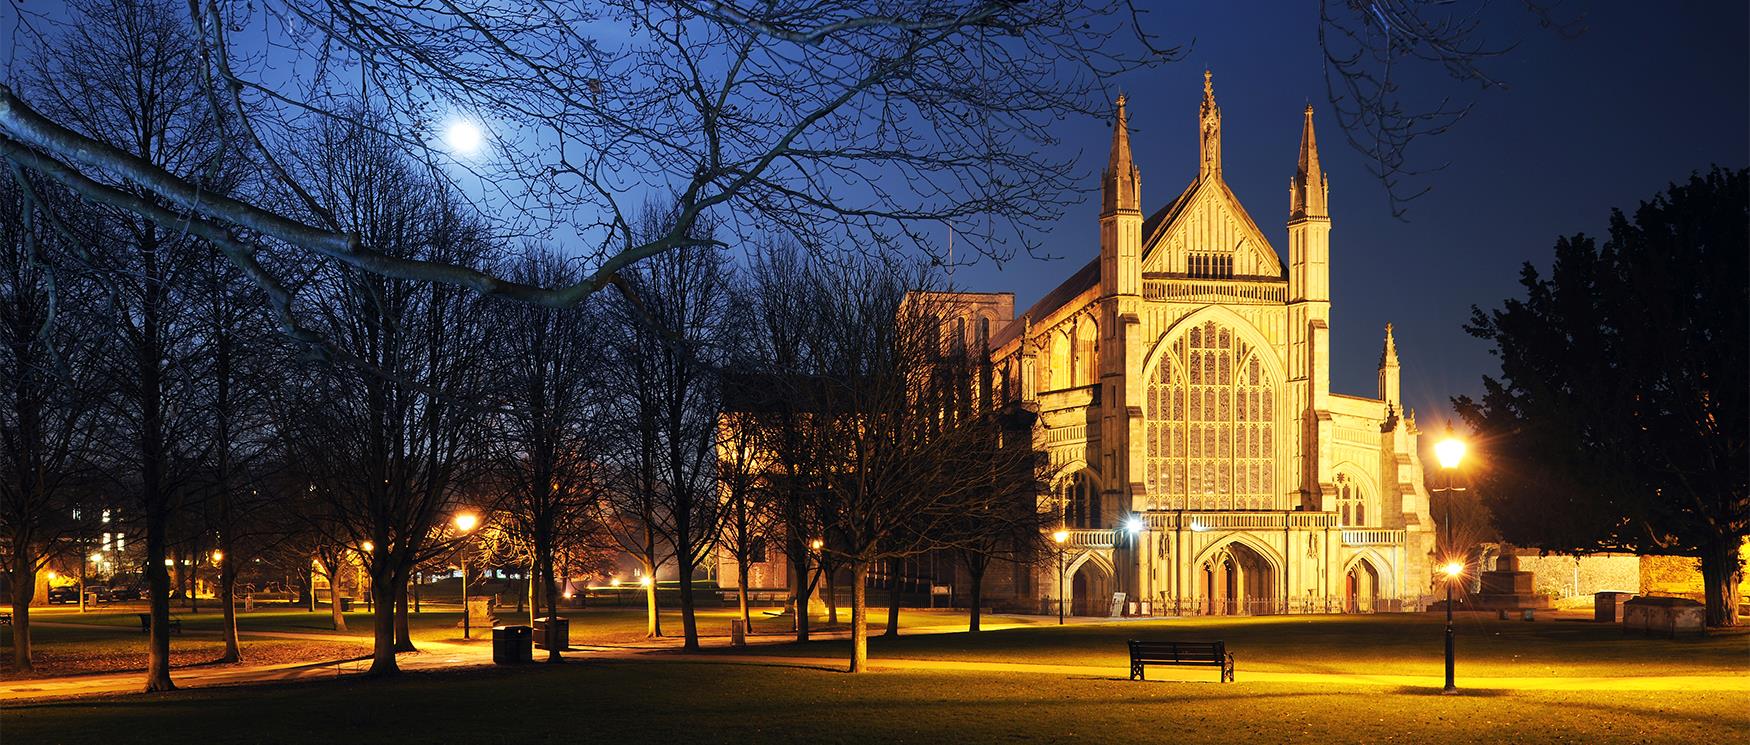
1043,595,1418,617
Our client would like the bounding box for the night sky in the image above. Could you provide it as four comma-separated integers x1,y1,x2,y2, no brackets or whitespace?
4,2,1743,438
945,2,1748,433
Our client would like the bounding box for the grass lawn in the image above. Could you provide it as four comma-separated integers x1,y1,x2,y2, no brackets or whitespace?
0,624,367,680
3,605,989,679
4,661,1743,744
712,612,1750,678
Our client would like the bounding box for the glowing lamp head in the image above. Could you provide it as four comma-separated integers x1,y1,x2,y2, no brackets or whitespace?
1125,517,1144,534
610,578,622,587
443,120,484,155
562,590,574,599
639,576,652,587
90,553,103,563
1435,433,1466,470
810,539,823,551
46,571,57,580
211,550,224,563
360,541,374,553
454,513,479,533
1442,562,1464,579
1052,530,1069,544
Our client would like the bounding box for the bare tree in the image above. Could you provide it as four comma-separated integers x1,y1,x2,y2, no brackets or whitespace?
277,118,496,676
13,0,236,691
1,0,1173,333
777,256,1040,671
737,243,831,642
601,215,733,651
490,248,612,660
0,166,105,673
715,404,780,634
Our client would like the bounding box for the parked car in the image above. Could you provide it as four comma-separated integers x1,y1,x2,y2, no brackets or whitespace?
104,585,148,601
46,585,79,604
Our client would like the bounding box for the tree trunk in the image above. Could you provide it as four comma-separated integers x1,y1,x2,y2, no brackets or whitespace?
366,571,399,676
737,559,752,633
678,549,700,652
393,573,415,652
328,566,347,632
883,557,902,638
218,553,241,663
9,552,35,672
644,564,661,638
143,504,175,692
1700,539,1744,627
790,536,810,642
302,566,314,611
540,548,563,663
967,563,985,633
824,562,838,625
848,561,869,673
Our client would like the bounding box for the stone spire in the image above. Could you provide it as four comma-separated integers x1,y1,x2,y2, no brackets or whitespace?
1101,94,1141,215
1198,69,1222,180
1378,323,1401,407
1290,104,1327,219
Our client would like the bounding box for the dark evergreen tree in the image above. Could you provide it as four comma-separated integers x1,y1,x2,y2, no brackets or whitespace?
1457,167,1748,626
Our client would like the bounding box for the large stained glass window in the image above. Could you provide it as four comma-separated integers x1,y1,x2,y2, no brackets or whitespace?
1145,320,1276,510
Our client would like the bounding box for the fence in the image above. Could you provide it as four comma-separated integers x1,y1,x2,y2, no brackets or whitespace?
1041,594,1434,617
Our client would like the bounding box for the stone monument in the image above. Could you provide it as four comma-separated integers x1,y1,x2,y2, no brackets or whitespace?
1473,551,1552,613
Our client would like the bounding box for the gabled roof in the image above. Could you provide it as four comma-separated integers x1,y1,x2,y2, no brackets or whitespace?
1140,176,1284,277
988,257,1099,351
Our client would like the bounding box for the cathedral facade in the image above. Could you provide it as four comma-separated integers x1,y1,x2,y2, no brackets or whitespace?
958,73,1438,616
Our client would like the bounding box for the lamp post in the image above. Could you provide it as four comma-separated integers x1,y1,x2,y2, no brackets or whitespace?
1124,517,1143,615
1052,529,1069,624
1434,429,1467,695
453,513,479,639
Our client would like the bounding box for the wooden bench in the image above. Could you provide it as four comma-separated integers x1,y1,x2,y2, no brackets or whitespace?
1,612,11,626
138,613,182,634
1127,640,1234,682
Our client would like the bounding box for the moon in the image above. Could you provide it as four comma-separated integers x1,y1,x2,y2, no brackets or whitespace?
444,120,484,155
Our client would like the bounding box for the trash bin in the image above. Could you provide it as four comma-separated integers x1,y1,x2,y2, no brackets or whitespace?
339,597,354,612
492,625,533,664
533,616,569,651
730,619,746,647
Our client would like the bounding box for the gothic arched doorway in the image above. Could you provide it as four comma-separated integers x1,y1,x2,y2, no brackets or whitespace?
1069,558,1114,617
1346,558,1381,613
1196,541,1278,615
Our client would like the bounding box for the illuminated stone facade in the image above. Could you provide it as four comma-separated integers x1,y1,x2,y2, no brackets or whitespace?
955,73,1438,615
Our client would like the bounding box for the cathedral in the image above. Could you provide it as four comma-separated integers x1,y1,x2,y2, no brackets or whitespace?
941,72,1439,616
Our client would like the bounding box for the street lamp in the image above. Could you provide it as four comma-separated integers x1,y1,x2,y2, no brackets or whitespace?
1052,529,1069,624
1434,428,1466,695
1120,514,1148,615
454,513,479,639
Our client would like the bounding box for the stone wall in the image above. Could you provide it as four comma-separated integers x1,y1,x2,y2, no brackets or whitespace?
1515,553,1639,601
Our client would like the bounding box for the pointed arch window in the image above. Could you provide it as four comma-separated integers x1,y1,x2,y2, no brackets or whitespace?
1145,320,1276,510
1058,470,1101,529
1335,473,1373,527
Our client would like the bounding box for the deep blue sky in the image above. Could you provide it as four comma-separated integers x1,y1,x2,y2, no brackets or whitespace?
945,2,1748,431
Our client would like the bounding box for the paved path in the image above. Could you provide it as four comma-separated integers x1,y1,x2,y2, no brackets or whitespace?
6,616,1745,702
